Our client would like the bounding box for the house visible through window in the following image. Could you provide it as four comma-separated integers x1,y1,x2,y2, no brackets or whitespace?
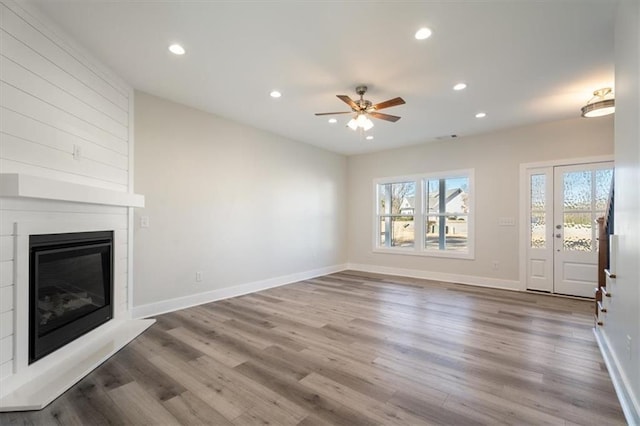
426,176,470,252
375,170,474,258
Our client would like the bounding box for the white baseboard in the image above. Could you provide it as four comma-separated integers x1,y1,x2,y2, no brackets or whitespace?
131,263,349,319
347,263,521,291
132,263,522,319
594,327,640,425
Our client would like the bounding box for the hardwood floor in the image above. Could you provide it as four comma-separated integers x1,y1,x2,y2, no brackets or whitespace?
1,271,626,425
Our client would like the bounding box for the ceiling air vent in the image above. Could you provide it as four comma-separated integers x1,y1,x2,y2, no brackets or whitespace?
435,134,458,141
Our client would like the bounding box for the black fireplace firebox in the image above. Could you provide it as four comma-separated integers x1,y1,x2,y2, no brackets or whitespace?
29,231,113,364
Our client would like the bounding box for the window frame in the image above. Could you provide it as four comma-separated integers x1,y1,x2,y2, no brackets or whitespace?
373,169,475,259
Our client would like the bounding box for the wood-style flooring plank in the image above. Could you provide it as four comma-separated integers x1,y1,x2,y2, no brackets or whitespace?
0,271,627,425
105,381,180,425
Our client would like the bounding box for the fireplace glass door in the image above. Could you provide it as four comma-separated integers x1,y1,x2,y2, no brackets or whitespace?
29,231,113,364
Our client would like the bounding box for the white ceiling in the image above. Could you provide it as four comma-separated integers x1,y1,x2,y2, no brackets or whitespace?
31,0,617,155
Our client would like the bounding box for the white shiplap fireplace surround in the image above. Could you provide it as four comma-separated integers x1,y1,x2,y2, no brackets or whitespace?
0,0,153,411
0,175,153,411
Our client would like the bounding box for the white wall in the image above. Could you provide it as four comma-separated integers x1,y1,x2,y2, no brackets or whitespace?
596,0,640,422
132,92,347,316
0,0,133,382
347,117,613,289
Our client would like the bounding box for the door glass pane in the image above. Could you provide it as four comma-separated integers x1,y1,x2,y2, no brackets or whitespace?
531,212,546,248
530,174,546,248
563,171,592,211
531,174,545,210
595,169,614,211
563,213,592,251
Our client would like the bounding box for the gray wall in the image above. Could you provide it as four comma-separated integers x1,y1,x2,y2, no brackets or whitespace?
133,91,347,312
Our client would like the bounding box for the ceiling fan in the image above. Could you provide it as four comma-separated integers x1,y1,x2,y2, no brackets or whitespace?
315,85,405,131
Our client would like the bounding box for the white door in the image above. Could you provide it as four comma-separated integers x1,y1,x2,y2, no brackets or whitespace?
553,163,613,297
525,162,613,297
525,167,554,292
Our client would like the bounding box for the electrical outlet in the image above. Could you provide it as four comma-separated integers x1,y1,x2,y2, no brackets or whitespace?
627,335,632,359
196,271,203,282
492,261,499,270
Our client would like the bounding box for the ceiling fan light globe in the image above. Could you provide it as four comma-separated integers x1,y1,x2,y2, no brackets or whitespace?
347,119,358,130
356,114,368,126
363,118,374,131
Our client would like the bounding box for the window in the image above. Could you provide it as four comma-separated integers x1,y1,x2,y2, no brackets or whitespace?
374,170,474,258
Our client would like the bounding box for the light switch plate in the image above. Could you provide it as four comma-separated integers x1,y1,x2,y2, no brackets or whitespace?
498,217,515,226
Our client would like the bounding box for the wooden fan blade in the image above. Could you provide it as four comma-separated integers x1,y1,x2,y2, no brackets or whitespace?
315,111,353,116
371,97,406,111
369,111,401,122
337,95,359,110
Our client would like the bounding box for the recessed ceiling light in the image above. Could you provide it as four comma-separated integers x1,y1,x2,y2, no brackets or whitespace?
415,27,432,40
475,112,487,118
366,135,374,140
453,83,467,91
168,44,185,55
270,90,282,98
328,118,337,124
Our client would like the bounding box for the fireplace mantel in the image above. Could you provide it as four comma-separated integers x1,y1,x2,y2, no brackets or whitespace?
0,173,144,207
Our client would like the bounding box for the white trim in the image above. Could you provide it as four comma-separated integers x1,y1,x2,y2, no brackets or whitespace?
347,263,521,291
372,247,474,260
594,328,640,425
131,263,349,319
518,155,614,171
0,174,144,207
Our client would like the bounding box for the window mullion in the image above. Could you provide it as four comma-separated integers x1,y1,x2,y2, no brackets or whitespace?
416,180,424,251
384,184,392,247
438,178,446,250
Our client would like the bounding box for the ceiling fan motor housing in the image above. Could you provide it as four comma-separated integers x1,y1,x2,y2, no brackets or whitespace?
357,100,372,111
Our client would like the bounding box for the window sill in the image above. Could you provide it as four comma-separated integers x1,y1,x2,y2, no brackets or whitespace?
373,247,475,260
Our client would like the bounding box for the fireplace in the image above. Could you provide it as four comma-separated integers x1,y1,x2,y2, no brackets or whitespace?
29,231,114,364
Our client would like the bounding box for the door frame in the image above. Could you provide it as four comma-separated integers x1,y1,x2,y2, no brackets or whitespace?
518,155,613,292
